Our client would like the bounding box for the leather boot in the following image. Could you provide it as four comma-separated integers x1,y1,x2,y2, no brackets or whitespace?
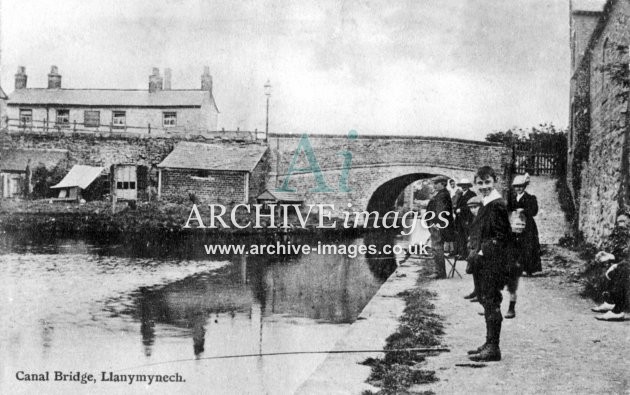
469,318,501,361
468,343,501,361
505,301,516,319
464,291,477,300
467,343,487,355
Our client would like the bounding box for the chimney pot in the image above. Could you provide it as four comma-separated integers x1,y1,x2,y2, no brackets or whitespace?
47,65,62,89
149,67,163,93
164,68,172,90
15,66,28,90
201,66,213,92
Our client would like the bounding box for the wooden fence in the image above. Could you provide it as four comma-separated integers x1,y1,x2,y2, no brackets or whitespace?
4,118,266,140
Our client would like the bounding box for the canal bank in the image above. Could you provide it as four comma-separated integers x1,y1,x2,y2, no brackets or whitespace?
297,254,442,394
298,249,630,394
0,199,419,238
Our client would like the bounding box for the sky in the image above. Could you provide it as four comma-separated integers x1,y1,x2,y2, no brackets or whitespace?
1,0,572,140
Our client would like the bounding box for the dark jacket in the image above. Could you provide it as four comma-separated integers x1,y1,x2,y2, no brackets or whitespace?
426,188,454,240
508,192,542,274
468,196,511,282
455,189,477,228
601,227,630,262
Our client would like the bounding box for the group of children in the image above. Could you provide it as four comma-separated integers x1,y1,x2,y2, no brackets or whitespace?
419,165,627,362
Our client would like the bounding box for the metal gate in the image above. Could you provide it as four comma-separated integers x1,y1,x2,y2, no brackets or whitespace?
511,138,565,176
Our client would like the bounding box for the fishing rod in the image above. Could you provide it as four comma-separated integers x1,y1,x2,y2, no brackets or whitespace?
115,347,450,372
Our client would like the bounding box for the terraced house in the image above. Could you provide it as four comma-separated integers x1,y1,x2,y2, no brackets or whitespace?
6,66,219,135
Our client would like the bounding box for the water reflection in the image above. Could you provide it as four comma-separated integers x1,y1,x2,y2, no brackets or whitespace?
0,231,399,394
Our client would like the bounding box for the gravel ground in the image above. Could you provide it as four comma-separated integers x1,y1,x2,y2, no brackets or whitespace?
414,256,630,394
526,176,569,245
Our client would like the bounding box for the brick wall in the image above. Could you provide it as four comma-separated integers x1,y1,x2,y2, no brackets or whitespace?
160,168,247,205
578,0,630,244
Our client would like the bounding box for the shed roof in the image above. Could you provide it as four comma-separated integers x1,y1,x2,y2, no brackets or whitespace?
257,189,303,203
0,148,68,172
51,165,105,189
8,88,219,111
158,142,267,172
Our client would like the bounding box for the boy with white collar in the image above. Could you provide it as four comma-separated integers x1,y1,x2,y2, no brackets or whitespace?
466,166,511,362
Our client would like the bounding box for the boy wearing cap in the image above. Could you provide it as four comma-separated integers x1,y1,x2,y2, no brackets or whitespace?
426,175,454,279
508,174,541,276
464,195,483,301
454,178,477,260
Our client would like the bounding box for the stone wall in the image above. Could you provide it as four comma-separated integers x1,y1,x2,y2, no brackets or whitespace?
1,130,268,204
578,0,630,244
267,134,509,214
2,130,508,214
568,55,592,206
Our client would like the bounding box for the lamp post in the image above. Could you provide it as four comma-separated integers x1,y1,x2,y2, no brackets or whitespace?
264,80,271,142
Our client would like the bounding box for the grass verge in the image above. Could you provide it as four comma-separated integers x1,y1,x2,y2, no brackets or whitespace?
361,265,444,395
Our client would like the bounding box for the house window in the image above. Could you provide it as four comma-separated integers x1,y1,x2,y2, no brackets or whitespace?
84,110,100,127
163,112,177,127
56,109,70,127
112,111,126,129
116,181,136,190
19,109,32,128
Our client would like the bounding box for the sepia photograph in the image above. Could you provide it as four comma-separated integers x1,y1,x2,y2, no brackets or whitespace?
0,0,629,394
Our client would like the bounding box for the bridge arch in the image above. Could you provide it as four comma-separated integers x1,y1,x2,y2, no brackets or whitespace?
366,172,440,213
269,135,509,215
361,165,475,214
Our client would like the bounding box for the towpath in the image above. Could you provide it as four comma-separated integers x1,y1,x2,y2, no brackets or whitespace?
417,176,629,394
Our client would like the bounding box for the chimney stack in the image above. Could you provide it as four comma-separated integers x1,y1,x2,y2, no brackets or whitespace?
163,68,172,90
15,66,27,90
149,67,163,93
201,66,212,92
47,65,62,89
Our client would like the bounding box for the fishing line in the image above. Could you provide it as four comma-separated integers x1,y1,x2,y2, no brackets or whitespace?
114,347,450,372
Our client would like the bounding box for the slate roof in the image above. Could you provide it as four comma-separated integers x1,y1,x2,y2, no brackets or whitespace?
158,142,267,172
51,165,105,189
257,189,303,202
8,88,219,111
0,148,68,172
0,85,7,100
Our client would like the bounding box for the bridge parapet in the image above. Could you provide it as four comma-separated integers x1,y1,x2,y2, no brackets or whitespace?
267,134,509,214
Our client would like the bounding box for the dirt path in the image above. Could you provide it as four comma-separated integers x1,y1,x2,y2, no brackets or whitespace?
526,176,569,245
415,259,630,394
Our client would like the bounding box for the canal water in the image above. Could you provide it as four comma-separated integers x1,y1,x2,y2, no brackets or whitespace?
0,230,413,394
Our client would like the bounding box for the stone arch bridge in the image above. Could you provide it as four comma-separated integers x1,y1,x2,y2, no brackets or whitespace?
268,134,509,215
